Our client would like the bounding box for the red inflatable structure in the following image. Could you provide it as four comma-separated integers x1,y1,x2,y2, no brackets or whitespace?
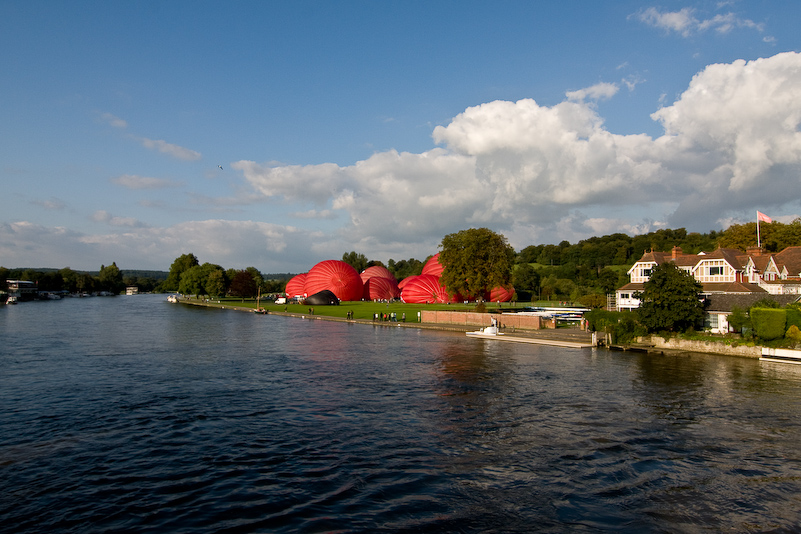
485,285,515,303
360,265,396,284
304,260,364,302
421,253,445,278
400,274,457,304
285,273,307,298
363,276,400,301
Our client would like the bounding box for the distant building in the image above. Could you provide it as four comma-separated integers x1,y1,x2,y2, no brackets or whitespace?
614,246,801,332
6,280,38,301
126,286,139,295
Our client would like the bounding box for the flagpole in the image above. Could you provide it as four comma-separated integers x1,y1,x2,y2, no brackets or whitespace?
757,210,761,248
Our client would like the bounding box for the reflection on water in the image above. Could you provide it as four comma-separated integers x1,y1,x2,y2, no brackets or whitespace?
2,295,801,532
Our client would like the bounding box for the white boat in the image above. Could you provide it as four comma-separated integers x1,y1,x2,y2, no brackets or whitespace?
466,325,503,337
7,296,18,304
167,295,179,303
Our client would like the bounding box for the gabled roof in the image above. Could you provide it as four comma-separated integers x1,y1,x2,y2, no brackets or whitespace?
774,246,801,277
700,281,766,294
695,248,747,269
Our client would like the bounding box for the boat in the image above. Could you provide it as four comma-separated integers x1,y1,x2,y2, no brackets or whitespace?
7,296,18,304
466,325,503,337
167,295,179,303
466,317,503,337
253,288,267,314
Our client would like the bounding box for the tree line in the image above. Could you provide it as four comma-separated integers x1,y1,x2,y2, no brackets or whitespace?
6,219,801,300
0,263,131,295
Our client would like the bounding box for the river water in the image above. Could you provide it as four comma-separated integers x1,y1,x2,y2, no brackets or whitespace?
2,294,801,532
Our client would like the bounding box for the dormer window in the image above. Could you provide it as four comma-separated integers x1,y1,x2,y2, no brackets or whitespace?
710,266,723,276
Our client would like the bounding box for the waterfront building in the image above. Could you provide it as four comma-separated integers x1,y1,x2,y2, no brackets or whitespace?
614,246,801,332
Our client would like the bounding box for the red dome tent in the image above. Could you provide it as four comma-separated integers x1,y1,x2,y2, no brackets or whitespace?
305,260,364,302
400,274,457,304
363,276,400,301
360,265,396,284
421,253,445,278
285,273,307,298
485,285,515,303
398,276,416,290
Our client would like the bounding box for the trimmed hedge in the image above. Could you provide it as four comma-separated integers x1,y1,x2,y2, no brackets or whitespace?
750,307,787,341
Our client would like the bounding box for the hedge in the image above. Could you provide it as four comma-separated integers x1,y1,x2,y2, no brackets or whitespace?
750,307,787,341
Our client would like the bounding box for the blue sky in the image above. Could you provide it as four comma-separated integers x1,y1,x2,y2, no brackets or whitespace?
2,1,801,272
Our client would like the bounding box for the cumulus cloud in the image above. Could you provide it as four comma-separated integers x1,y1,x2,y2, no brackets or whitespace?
138,137,202,161
15,52,799,271
111,174,183,190
231,53,801,254
635,6,764,37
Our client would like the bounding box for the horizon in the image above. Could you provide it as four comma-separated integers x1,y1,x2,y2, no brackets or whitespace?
3,2,801,272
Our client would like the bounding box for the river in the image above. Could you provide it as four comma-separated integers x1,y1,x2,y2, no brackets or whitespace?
2,294,801,532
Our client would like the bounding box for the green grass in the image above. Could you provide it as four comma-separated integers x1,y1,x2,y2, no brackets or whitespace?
200,297,571,321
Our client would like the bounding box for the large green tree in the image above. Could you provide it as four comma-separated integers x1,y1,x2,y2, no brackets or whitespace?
636,262,704,332
165,253,199,291
439,228,515,299
98,262,124,294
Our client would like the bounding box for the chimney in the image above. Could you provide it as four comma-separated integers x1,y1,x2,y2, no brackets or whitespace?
746,246,764,256
672,246,683,260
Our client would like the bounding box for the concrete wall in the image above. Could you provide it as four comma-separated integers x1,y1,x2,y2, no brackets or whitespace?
649,336,761,358
421,310,543,331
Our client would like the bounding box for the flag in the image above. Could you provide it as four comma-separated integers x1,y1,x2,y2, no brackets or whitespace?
757,211,772,223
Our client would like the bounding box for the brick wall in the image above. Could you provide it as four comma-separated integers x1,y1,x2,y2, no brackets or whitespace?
420,310,543,330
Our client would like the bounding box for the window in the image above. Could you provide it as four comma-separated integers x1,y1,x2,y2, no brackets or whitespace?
643,268,652,277
709,266,723,276
620,293,630,299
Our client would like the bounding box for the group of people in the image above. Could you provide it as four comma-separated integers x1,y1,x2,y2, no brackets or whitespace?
372,312,406,322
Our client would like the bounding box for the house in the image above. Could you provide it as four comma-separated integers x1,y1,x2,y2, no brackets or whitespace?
614,246,801,329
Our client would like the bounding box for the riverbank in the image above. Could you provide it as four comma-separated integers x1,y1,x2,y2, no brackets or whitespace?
172,296,597,348
170,296,777,358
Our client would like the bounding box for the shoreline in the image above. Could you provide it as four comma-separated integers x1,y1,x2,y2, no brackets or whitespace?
172,297,769,358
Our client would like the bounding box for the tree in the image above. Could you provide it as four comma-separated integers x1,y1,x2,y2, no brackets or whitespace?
166,253,199,291
342,251,368,273
205,268,227,297
229,270,258,298
439,228,515,299
98,262,124,294
178,265,206,296
636,262,704,332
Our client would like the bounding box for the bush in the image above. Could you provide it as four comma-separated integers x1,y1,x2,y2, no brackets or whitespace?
751,307,787,341
578,293,606,309
474,301,487,313
787,324,801,346
786,307,801,331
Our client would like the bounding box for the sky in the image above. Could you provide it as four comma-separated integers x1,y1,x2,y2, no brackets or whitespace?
3,1,801,273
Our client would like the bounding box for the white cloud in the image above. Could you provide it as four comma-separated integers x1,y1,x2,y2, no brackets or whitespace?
566,82,619,102
636,7,698,36
111,174,182,190
230,51,801,257
0,219,322,272
635,7,763,37
138,137,202,161
100,112,128,129
10,52,801,271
